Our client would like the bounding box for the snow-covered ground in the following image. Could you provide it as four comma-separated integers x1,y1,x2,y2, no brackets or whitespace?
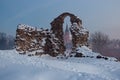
0,49,120,80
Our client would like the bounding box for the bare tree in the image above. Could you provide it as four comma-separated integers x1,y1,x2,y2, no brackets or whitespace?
0,32,14,50
111,39,120,49
90,32,109,53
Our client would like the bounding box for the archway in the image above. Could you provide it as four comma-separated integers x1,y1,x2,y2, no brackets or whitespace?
50,12,83,54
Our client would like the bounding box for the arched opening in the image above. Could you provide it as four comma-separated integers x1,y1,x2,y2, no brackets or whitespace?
63,17,73,56
50,12,84,55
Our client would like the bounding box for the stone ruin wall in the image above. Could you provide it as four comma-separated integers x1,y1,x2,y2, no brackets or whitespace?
15,24,62,56
15,12,89,56
70,23,89,47
50,12,89,51
15,24,49,54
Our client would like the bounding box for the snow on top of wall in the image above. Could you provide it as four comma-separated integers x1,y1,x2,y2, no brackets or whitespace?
17,24,48,32
17,24,36,30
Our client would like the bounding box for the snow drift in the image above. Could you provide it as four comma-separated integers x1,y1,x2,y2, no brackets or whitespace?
0,46,120,80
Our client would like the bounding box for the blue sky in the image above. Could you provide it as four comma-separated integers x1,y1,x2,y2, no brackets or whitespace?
0,0,120,39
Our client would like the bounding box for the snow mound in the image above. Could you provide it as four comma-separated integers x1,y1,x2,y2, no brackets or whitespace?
75,46,117,61
76,46,98,56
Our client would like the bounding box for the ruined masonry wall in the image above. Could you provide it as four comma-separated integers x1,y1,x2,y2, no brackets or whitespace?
15,24,49,54
15,12,89,56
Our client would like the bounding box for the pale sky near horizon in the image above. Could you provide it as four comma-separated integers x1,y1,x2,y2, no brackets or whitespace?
0,0,120,39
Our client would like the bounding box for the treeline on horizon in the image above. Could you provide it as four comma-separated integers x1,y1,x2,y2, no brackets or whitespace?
90,32,120,60
0,32,14,50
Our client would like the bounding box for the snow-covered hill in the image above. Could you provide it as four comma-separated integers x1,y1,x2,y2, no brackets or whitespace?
0,48,120,80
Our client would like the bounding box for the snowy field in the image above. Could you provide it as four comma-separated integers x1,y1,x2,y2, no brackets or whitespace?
0,49,120,80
